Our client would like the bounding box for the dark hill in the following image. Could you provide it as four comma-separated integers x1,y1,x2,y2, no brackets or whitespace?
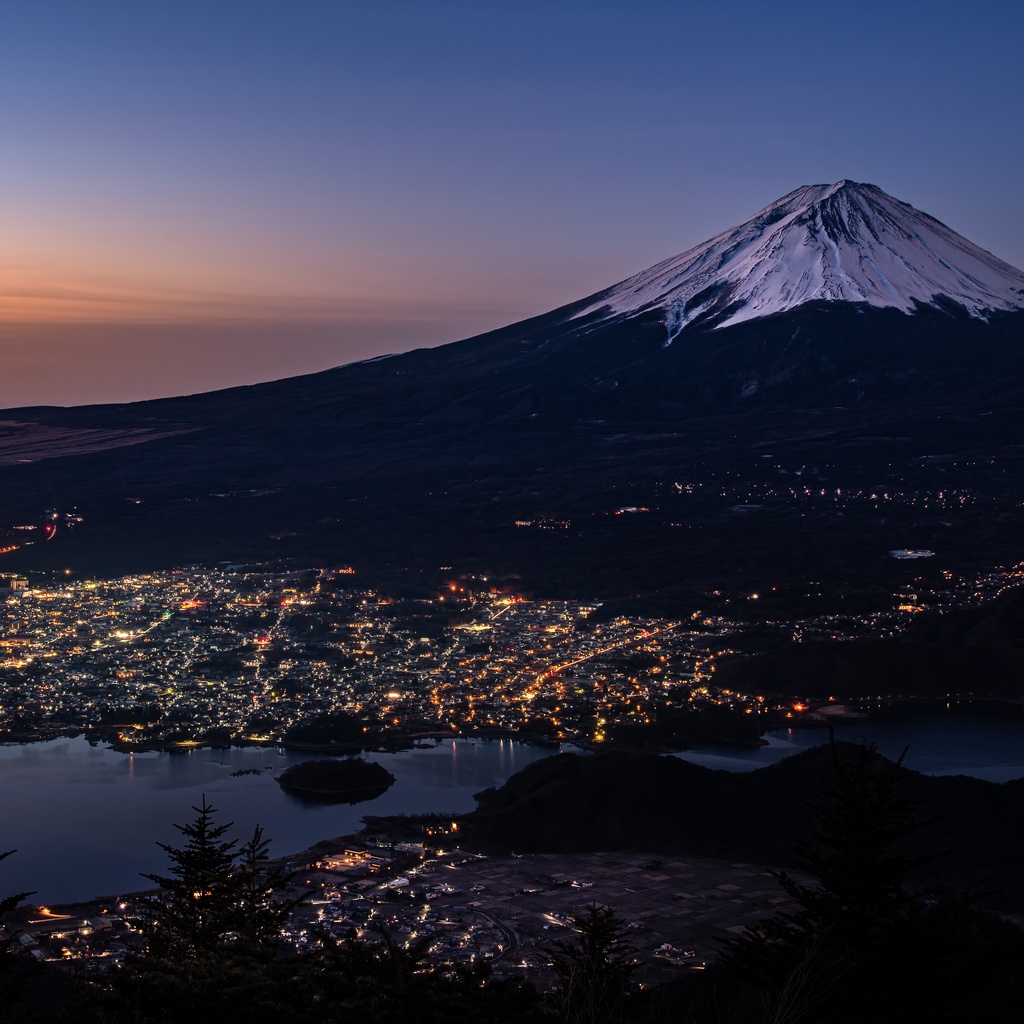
462,744,1024,909
277,757,395,804
714,586,1024,701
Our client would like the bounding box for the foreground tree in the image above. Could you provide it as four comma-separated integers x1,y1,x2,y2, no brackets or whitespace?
135,799,300,956
90,801,546,1024
1,850,37,1024
0,849,32,965
138,797,243,955
721,740,1024,1024
308,929,546,1024
105,799,308,1024
548,903,638,1024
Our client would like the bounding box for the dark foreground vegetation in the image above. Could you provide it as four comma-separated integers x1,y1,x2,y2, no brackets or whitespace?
464,741,1024,910
2,743,1022,1023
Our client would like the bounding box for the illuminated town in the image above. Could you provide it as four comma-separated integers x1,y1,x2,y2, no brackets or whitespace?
3,556,1021,749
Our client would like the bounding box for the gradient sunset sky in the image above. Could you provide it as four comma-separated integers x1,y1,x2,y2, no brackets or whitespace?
3,0,1022,407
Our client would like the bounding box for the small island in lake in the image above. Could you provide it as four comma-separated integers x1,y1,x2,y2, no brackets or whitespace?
277,757,396,804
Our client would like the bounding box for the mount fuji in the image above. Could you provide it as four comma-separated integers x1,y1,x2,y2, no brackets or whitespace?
573,180,1024,335
3,181,1024,600
450,177,1024,411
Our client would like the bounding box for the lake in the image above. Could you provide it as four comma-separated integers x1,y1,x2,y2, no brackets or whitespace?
675,711,1024,781
0,737,552,904
3,711,1022,903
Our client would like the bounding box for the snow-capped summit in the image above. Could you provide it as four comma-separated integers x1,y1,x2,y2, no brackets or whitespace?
572,181,1024,338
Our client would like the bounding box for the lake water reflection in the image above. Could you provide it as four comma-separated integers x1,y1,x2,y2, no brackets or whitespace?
0,738,552,903
674,714,1024,781
4,714,1022,904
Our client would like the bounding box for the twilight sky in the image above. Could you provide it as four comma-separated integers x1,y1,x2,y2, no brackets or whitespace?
3,0,1022,408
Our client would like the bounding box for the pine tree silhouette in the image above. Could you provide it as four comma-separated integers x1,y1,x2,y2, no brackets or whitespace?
717,739,1012,1024
112,798,307,1023
548,902,637,1024
0,849,33,965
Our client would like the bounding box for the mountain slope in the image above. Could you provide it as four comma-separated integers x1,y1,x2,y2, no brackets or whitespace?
2,182,1024,600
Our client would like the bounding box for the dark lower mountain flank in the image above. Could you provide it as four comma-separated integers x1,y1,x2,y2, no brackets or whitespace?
715,584,1024,700
462,744,1024,909
4,181,1024,607
3,302,1024,608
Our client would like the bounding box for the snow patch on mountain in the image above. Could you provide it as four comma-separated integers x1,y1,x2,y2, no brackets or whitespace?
572,181,1024,334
